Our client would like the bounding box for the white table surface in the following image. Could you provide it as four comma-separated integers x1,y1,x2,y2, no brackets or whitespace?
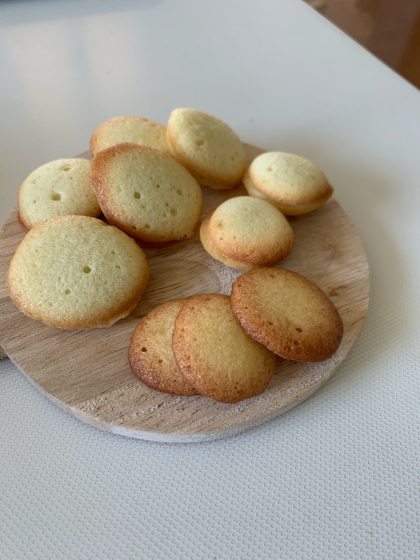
1,1,420,558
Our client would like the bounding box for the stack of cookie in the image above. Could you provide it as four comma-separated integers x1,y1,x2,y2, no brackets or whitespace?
129,293,276,404
129,267,343,404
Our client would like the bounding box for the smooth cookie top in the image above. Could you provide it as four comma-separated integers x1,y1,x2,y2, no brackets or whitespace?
8,215,149,329
167,108,246,189
90,116,171,156
90,143,203,244
129,299,198,396
231,268,343,362
208,196,294,266
245,152,332,206
18,159,101,230
172,294,276,403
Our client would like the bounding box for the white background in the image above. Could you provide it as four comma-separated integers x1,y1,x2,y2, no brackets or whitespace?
1,1,420,558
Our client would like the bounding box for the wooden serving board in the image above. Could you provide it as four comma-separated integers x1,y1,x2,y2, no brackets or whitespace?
0,144,369,443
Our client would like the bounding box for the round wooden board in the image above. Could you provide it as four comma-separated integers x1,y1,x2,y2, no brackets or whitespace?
0,144,369,443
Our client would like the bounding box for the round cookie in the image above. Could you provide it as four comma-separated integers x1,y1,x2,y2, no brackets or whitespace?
243,152,333,215
8,215,149,329
166,108,246,190
90,116,171,156
18,159,101,230
231,268,343,362
90,143,203,244
243,174,333,216
200,213,254,270
129,299,198,396
207,196,294,266
172,294,276,403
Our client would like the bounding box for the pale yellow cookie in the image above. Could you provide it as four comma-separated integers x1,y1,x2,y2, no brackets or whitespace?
172,294,276,403
166,108,246,189
18,159,101,230
200,213,254,270
243,152,333,215
231,268,343,362
243,172,333,215
207,196,294,266
90,116,171,156
8,215,149,329
129,299,198,396
90,143,203,244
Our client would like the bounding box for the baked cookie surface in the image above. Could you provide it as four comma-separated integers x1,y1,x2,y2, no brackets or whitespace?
172,294,276,403
231,268,343,362
90,143,203,244
129,299,198,396
207,196,294,266
167,108,246,189
243,152,333,215
243,174,333,216
8,215,149,329
18,159,101,230
200,213,253,270
90,116,171,156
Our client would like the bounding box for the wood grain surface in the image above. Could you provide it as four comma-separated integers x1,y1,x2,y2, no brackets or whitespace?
0,144,369,442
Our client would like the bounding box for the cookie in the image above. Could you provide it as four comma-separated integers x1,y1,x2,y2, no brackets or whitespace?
243,175,333,216
90,116,171,156
231,268,343,362
206,196,294,267
8,215,149,329
166,108,246,190
243,152,333,215
18,159,101,230
200,213,254,270
129,299,198,396
172,294,276,403
90,143,203,244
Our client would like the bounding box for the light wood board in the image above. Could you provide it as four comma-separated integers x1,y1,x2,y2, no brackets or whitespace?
0,144,369,443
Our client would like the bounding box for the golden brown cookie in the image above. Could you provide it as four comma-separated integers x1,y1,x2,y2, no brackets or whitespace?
172,294,276,403
90,143,203,244
18,159,101,230
231,268,343,362
243,152,333,215
129,299,198,396
166,108,246,189
90,116,171,156
207,196,294,266
8,215,149,329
